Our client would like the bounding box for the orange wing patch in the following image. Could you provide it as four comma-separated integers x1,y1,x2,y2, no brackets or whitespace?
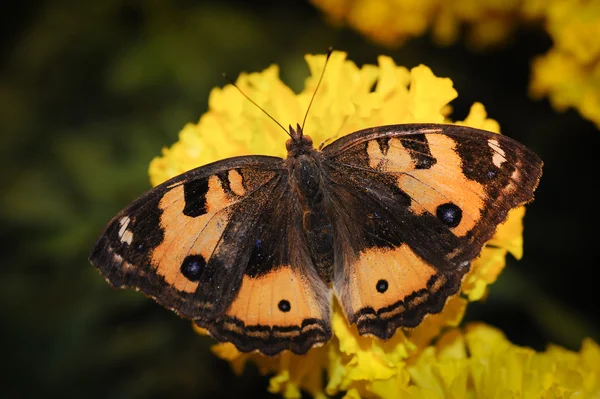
362,134,485,237
147,168,278,294
228,169,246,196
151,184,231,293
344,245,438,315
206,175,235,213
367,138,415,172
336,244,459,338
397,134,485,237
225,266,327,331
207,265,332,355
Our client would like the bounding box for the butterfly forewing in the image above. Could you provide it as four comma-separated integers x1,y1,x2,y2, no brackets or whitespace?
322,123,542,338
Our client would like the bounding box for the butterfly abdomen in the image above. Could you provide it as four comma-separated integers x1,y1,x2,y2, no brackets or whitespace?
290,150,335,284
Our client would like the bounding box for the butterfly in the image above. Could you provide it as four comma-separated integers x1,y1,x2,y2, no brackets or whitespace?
90,113,542,356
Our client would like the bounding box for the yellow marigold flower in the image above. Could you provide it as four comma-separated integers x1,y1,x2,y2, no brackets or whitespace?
404,323,600,398
149,52,528,398
311,0,600,128
530,0,600,128
310,0,546,49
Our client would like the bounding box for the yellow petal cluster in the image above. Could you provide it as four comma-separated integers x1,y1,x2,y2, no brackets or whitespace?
310,0,546,49
311,0,600,128
403,323,600,398
530,0,600,128
149,52,528,398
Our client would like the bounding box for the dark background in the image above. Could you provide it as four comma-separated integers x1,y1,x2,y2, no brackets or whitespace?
2,1,598,398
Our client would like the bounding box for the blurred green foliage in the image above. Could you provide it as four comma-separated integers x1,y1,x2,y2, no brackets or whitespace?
1,1,598,398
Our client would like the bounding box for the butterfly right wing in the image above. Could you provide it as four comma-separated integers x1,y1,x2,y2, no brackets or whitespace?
322,124,542,339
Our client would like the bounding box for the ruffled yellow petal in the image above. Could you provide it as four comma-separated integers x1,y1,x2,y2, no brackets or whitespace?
366,372,411,399
406,296,468,350
461,206,526,301
529,0,600,128
545,0,600,64
265,348,329,399
489,206,526,260
327,303,413,392
408,65,457,122
456,102,500,133
403,324,600,398
153,51,534,397
341,387,362,399
149,65,302,185
211,343,249,376
310,0,543,49
310,1,600,128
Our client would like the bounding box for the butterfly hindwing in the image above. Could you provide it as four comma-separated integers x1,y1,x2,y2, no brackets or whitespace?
322,123,542,338
90,155,332,355
214,185,332,355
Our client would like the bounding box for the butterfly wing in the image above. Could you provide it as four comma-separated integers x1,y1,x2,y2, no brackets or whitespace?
322,123,542,338
90,155,331,355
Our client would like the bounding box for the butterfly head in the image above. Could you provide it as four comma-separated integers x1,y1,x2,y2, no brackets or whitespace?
286,123,314,157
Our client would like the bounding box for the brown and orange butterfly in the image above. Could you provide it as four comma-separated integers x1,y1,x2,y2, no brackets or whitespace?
90,57,542,357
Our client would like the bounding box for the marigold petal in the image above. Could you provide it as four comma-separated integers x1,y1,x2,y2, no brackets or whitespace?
407,296,468,349
456,102,500,133
546,0,600,64
341,387,362,399
408,65,457,122
311,0,600,127
210,343,249,375
269,370,301,399
366,371,411,399
488,206,526,260
435,328,467,361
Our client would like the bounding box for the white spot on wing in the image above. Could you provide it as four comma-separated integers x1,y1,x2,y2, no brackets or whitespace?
488,138,506,168
118,216,134,245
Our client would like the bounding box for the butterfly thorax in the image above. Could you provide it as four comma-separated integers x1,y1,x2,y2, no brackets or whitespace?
286,125,335,284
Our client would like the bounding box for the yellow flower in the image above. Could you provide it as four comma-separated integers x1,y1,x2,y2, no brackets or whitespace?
404,323,600,398
148,51,535,397
530,0,600,129
309,0,546,49
310,0,600,129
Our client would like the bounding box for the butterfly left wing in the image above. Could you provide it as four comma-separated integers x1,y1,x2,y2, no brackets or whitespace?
322,123,542,339
90,156,332,355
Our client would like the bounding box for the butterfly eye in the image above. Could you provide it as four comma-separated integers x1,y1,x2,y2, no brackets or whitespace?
278,299,291,312
376,279,389,293
180,255,206,281
436,203,462,228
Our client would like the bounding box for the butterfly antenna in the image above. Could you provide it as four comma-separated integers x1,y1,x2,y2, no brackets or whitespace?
300,47,333,136
222,73,292,138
